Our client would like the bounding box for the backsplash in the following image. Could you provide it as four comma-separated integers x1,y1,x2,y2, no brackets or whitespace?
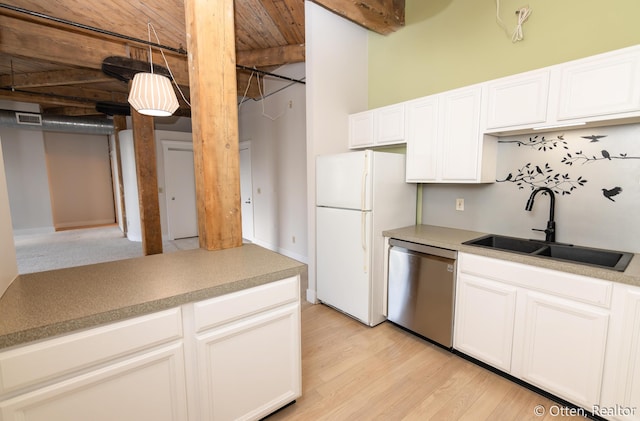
421,123,640,252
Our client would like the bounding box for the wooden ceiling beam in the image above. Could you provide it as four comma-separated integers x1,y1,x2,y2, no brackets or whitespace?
0,15,190,86
0,89,92,109
310,0,405,35
236,44,305,68
0,69,113,89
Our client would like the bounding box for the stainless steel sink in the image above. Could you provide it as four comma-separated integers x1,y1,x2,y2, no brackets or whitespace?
463,234,634,272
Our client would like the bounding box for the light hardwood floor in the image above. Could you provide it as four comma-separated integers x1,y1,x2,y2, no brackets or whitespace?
267,302,584,421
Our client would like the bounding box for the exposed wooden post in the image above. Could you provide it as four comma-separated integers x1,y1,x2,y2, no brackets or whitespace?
130,108,163,255
112,115,128,236
183,0,243,250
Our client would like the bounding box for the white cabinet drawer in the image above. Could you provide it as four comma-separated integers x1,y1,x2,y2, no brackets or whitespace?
0,308,183,395
459,253,612,307
193,276,299,333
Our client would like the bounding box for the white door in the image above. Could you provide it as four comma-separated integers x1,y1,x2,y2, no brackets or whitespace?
165,146,198,240
316,206,371,324
239,142,254,242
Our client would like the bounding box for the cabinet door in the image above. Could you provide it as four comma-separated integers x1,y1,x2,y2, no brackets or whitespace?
375,103,405,145
454,273,517,372
557,48,640,120
0,343,188,421
195,302,301,421
348,110,374,149
520,291,609,408
612,288,640,421
405,96,439,182
486,70,550,129
440,86,483,181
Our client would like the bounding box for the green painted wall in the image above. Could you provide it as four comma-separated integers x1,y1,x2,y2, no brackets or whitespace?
368,0,640,108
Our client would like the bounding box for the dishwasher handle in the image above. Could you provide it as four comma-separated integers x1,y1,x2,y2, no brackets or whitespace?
389,238,457,260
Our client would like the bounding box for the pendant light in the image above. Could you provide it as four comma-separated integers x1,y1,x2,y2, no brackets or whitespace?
127,22,180,117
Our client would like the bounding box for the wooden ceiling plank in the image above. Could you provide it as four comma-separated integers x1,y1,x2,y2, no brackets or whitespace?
310,0,405,35
234,0,288,50
260,0,305,45
236,44,305,67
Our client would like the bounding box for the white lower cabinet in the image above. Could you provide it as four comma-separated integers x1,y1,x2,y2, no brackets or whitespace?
601,284,640,421
454,273,517,372
0,343,188,421
518,291,609,408
455,253,613,412
194,304,301,420
0,276,301,421
189,276,302,421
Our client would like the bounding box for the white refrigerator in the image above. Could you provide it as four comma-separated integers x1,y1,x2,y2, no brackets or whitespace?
316,150,416,326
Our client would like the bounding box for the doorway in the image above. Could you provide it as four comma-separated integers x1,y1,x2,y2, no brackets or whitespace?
163,142,198,240
240,141,254,242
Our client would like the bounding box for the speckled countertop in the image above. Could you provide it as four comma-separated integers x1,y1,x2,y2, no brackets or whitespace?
0,244,307,350
383,224,640,287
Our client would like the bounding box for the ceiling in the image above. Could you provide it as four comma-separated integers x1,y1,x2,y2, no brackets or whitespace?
0,0,404,118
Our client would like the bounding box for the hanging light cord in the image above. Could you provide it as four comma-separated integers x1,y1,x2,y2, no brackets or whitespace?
148,22,191,107
496,0,531,43
512,7,532,42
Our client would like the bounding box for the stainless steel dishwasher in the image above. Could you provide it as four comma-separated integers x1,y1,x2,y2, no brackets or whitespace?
387,239,457,348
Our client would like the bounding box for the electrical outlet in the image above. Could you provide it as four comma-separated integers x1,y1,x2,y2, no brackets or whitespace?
456,198,464,211
292,235,296,244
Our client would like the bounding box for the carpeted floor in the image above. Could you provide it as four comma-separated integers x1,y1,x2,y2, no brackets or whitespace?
14,225,200,274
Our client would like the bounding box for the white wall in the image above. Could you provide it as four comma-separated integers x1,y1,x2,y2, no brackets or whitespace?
238,63,308,263
0,136,18,297
0,127,55,235
422,124,640,253
304,1,369,302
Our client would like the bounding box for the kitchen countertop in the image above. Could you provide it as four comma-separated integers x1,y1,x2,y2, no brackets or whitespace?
383,224,640,287
0,244,307,350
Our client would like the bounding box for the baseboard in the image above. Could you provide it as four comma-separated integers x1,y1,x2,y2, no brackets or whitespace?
12,226,55,236
249,238,308,264
305,288,317,304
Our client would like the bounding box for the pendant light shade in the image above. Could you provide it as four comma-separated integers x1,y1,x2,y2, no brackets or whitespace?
128,72,180,117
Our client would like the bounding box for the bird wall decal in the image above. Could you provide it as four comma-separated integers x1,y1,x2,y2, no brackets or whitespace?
581,135,607,142
602,187,623,201
602,150,611,160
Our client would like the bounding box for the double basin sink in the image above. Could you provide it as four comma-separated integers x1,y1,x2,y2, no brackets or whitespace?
463,234,634,272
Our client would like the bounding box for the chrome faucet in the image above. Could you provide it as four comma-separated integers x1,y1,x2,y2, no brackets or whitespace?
525,187,556,242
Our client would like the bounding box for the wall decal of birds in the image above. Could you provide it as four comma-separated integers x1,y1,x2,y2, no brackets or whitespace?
582,135,607,142
602,187,622,201
602,150,611,160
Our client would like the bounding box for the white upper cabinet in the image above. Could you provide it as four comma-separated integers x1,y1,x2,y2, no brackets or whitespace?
485,70,550,130
405,96,439,182
348,110,374,149
485,45,640,135
557,47,640,121
348,103,406,149
406,85,497,183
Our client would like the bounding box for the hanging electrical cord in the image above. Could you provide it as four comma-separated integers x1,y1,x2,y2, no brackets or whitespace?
496,0,531,43
256,73,286,121
148,22,191,108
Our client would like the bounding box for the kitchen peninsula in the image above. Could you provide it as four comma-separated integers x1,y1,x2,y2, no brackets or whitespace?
0,244,306,421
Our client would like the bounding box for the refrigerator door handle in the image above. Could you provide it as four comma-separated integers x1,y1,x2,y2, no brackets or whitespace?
361,211,368,273
360,152,369,211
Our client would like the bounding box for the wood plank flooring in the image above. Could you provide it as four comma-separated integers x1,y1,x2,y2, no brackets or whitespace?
267,302,584,421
